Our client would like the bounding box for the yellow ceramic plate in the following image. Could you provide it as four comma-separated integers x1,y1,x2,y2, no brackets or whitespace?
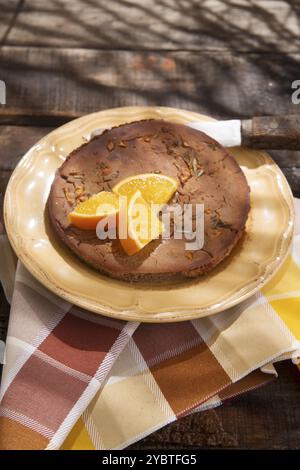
4,107,294,322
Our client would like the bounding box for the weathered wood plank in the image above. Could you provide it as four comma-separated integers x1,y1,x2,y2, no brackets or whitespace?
1,47,300,120
269,150,300,168
1,0,300,52
279,166,300,197
0,0,19,45
0,109,80,126
130,408,238,449
0,126,54,169
0,170,12,220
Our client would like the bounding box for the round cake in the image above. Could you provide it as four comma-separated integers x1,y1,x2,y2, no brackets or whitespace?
47,120,250,281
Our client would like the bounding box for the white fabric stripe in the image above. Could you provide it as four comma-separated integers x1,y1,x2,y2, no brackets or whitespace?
94,322,139,383
128,339,176,419
0,349,33,402
292,350,300,364
192,395,222,413
142,335,203,370
264,350,300,365
46,378,102,450
192,325,299,383
191,318,238,381
0,407,54,440
192,291,300,382
192,293,258,346
260,362,277,376
46,321,139,450
82,409,105,450
6,336,35,355
31,310,67,350
234,345,300,384
108,335,204,384
266,291,300,301
16,264,71,312
219,376,275,403
82,337,176,450
0,308,66,401
34,349,92,384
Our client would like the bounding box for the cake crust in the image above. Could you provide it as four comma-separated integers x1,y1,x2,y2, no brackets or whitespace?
47,120,250,281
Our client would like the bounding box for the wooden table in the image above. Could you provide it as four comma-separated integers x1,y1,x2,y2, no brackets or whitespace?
0,0,299,450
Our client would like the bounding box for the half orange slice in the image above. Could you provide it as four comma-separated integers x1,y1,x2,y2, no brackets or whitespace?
119,190,164,256
68,191,119,230
112,173,178,205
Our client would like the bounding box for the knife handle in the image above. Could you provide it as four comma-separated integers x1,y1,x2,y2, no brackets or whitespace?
241,115,300,150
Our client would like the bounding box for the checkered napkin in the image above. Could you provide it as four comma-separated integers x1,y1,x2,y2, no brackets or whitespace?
0,200,300,450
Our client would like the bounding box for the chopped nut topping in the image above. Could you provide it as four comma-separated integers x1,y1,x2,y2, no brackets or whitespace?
103,170,119,182
102,167,112,176
211,215,232,229
63,187,74,206
212,230,222,238
207,142,218,151
118,141,127,148
75,186,85,199
106,140,115,152
192,157,198,174
179,174,189,184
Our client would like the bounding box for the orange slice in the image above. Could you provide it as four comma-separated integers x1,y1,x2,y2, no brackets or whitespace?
119,190,164,256
112,173,178,205
68,191,119,230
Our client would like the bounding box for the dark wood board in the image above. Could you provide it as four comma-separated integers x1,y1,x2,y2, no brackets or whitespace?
0,1,300,53
1,47,300,121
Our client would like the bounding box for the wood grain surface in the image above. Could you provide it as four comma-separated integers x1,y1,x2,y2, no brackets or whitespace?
0,47,299,120
1,1,300,52
0,0,299,449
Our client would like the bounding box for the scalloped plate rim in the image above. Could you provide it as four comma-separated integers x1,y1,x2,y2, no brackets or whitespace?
4,106,295,322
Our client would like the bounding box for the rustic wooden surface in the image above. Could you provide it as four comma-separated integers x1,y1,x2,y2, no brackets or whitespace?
0,0,299,450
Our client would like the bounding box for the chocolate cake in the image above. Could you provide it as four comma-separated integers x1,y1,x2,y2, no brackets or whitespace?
47,120,250,281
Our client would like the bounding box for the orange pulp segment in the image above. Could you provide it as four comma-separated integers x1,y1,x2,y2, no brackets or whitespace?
68,191,119,230
119,190,164,256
